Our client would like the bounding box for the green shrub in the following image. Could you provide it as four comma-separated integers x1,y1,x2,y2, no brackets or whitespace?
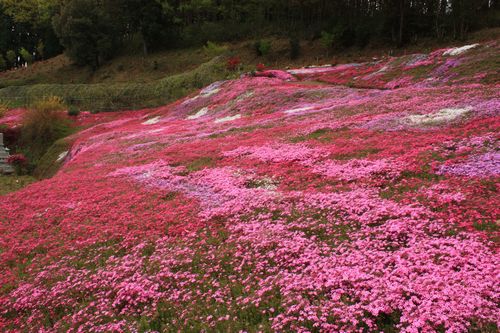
31,96,66,113
203,41,227,57
254,40,271,57
320,31,334,50
19,48,33,64
67,106,80,117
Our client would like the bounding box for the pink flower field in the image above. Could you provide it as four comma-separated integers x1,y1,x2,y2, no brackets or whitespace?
0,42,499,332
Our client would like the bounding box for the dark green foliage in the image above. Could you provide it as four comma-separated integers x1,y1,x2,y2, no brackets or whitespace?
19,48,32,64
121,0,177,55
254,40,271,57
67,106,80,116
53,0,122,69
0,55,6,70
289,37,301,60
5,50,16,66
1,0,499,70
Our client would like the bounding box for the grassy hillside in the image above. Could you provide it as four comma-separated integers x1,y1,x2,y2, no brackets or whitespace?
0,28,498,112
0,56,232,112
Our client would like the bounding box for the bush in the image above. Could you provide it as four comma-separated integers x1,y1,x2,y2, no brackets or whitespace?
67,106,80,117
0,100,9,118
320,31,334,50
203,41,228,57
5,50,16,67
31,96,66,113
226,56,241,71
289,37,301,60
19,48,33,64
256,63,266,72
7,154,28,175
254,40,271,57
21,96,72,165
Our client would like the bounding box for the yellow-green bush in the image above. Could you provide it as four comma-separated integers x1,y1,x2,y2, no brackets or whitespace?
0,100,9,118
203,41,228,57
21,96,72,167
30,96,66,113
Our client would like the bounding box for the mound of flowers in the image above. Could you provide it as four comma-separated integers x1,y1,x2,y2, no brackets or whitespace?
0,43,499,332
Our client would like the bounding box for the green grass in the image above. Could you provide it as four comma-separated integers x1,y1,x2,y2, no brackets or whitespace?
0,56,232,112
291,127,351,143
330,147,381,160
34,137,75,179
186,156,217,173
0,175,37,195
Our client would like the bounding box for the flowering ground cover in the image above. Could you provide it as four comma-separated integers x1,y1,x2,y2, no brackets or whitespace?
0,42,499,332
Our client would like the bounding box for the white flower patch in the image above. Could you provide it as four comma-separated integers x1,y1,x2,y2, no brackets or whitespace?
284,105,316,114
181,81,225,105
443,44,479,56
147,129,164,134
364,65,388,79
187,107,209,120
214,114,241,123
288,65,334,75
404,107,472,125
199,81,223,97
142,116,161,125
56,151,68,162
248,176,279,191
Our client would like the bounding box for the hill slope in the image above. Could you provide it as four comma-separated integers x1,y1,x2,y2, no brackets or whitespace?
0,42,499,332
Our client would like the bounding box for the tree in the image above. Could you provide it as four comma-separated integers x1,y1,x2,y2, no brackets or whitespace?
53,0,122,68
320,31,334,57
122,0,176,55
5,50,15,66
0,0,62,59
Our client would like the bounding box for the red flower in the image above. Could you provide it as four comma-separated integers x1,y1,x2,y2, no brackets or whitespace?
226,56,241,71
7,153,27,166
256,63,266,72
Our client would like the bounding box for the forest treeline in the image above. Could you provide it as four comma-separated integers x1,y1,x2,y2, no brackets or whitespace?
0,0,498,69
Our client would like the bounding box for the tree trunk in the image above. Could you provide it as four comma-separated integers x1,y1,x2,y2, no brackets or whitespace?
398,0,404,46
